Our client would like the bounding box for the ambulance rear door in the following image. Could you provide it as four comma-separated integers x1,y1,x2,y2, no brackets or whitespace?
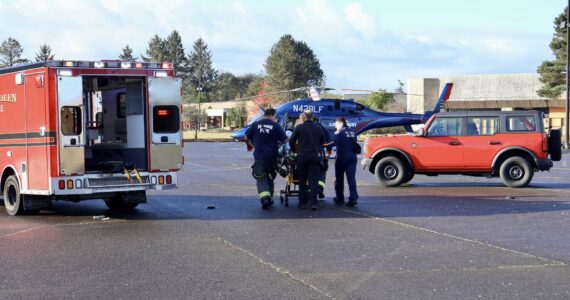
148,77,182,171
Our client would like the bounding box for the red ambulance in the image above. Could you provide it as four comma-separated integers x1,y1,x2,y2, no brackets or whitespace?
0,60,183,215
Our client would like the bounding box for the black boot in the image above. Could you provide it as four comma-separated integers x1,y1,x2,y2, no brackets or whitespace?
333,197,345,205
346,199,358,207
261,197,271,209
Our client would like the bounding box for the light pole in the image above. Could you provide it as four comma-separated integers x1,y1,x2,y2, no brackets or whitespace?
195,87,203,140
560,4,570,148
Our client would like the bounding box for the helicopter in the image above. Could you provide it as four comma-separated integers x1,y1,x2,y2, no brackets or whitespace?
230,83,453,141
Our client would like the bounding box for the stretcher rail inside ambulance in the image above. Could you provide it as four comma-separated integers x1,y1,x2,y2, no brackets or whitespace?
0,60,183,215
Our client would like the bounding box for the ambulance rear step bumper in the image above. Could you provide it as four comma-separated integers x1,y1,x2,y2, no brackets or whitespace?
87,176,150,188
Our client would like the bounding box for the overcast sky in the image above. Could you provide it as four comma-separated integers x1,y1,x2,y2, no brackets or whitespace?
0,0,565,91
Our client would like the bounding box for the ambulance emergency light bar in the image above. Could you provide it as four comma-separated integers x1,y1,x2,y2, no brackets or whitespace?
47,60,173,70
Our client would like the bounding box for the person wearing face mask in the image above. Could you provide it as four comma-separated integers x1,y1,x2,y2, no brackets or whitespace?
326,117,359,207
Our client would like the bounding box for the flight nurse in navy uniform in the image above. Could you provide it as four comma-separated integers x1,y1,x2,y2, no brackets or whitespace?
326,117,359,207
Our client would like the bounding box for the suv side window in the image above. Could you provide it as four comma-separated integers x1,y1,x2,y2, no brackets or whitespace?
427,117,463,137
506,115,536,132
467,117,499,136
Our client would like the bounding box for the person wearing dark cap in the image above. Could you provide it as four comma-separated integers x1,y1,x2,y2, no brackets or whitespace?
245,108,288,209
326,117,359,207
289,109,325,210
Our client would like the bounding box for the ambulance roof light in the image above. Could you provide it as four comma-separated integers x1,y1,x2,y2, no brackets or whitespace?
154,71,168,78
94,61,105,68
162,62,173,69
121,62,132,69
58,69,73,76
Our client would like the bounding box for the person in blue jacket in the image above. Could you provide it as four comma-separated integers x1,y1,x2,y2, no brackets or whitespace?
327,117,359,207
245,108,288,209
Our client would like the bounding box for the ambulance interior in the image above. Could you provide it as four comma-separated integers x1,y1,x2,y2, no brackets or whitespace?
82,76,148,172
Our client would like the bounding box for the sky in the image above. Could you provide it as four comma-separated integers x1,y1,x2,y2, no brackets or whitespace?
0,0,566,92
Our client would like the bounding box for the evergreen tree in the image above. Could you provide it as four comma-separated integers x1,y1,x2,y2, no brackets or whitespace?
0,37,29,67
119,44,137,61
35,44,53,62
186,38,218,103
142,34,166,62
264,34,324,103
538,7,568,99
164,30,188,78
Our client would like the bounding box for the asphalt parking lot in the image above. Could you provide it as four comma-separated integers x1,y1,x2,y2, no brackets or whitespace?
1,142,570,299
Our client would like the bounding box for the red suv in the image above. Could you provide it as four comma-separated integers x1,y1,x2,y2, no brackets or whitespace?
361,111,562,188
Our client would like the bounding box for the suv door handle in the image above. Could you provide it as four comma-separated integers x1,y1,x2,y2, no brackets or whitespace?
448,140,461,146
488,141,501,145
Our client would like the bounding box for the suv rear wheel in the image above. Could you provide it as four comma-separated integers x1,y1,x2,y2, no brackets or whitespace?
375,156,408,187
499,156,534,188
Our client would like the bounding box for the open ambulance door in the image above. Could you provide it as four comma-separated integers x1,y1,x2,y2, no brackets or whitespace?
148,77,183,171
57,76,85,175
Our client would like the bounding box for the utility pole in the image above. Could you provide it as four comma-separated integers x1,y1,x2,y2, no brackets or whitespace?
566,0,570,148
195,86,203,140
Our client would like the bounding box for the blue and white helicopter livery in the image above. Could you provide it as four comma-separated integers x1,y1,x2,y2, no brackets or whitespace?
231,83,453,141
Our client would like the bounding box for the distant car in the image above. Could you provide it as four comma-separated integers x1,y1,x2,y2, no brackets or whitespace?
361,110,562,188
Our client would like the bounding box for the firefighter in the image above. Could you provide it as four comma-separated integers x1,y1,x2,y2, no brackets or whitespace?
327,117,359,207
245,108,288,209
289,110,325,210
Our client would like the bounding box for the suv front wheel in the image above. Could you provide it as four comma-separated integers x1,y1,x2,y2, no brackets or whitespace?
499,156,534,188
375,156,408,187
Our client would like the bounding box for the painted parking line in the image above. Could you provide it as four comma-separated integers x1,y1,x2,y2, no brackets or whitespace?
328,205,566,267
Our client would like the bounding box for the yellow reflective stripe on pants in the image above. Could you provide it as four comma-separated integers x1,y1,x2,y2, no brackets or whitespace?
259,191,271,199
318,181,326,188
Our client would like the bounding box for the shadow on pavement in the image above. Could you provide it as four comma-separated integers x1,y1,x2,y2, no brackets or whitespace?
21,193,570,220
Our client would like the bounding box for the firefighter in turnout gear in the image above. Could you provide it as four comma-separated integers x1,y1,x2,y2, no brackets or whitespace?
245,108,288,209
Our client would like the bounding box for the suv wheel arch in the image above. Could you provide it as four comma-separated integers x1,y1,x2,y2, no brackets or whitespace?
370,148,414,173
492,147,537,171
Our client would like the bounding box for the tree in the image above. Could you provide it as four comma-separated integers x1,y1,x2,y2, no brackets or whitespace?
119,44,137,61
226,102,247,128
164,30,188,78
0,37,28,67
213,72,261,101
185,38,218,103
142,34,166,62
264,34,324,103
367,89,395,111
537,7,567,99
35,44,53,62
